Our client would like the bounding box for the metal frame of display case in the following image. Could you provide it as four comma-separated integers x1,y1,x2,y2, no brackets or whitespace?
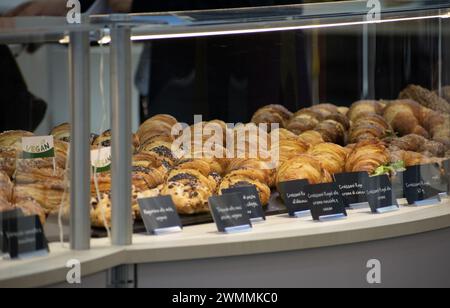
95,0,450,247
2,0,450,253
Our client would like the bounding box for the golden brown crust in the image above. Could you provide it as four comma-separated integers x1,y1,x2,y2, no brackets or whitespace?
0,171,13,202
0,130,34,149
345,140,390,174
383,99,429,138
349,113,391,143
137,114,178,145
227,158,276,187
389,134,446,157
348,100,385,122
308,143,348,175
286,108,322,134
50,123,70,143
219,174,271,206
13,183,65,214
298,131,325,146
276,154,332,185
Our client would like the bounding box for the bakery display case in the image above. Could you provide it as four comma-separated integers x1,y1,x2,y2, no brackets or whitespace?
1,0,450,288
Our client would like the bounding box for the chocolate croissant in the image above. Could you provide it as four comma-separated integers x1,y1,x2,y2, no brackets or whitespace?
308,143,348,175
160,169,216,215
345,139,390,174
276,154,332,185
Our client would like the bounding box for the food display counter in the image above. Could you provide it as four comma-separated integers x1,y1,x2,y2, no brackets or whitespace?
1,0,450,288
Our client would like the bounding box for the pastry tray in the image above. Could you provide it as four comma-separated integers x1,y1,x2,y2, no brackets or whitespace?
90,192,287,238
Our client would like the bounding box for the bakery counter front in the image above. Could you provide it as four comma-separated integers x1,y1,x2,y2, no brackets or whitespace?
1,200,450,288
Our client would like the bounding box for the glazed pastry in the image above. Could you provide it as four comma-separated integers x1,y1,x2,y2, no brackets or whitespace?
399,84,450,114
298,130,325,146
251,105,293,129
160,169,215,214
347,100,385,122
308,143,348,175
15,198,46,225
276,154,332,185
219,174,271,206
13,182,66,214
345,139,390,174
51,123,71,143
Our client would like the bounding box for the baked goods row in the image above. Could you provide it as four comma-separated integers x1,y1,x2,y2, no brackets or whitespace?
1,84,449,228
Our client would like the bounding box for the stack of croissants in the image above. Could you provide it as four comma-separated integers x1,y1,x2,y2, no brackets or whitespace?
1,84,449,228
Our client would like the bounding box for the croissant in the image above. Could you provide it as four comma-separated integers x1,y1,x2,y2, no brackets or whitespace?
15,160,66,186
137,114,178,145
276,154,332,185
349,114,391,143
383,99,430,138
160,169,216,214
0,197,14,212
345,139,390,174
91,172,112,195
51,123,71,143
0,130,34,150
276,138,310,166
0,147,17,177
0,171,13,202
399,84,450,114
219,174,271,206
298,130,325,146
338,106,349,116
308,143,348,175
13,182,66,214
251,104,293,129
310,104,340,117
227,158,276,187
286,108,323,135
389,134,446,157
139,140,178,167
314,119,346,145
15,198,46,225
271,128,299,142
132,166,167,191
389,150,433,167
384,99,450,147
347,100,385,122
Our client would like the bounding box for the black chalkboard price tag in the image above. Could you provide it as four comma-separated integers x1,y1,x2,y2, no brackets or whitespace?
1,209,23,254
138,196,182,235
404,164,446,206
306,183,348,221
208,193,252,233
364,175,399,214
334,172,369,209
221,186,266,222
278,179,311,217
2,215,49,259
